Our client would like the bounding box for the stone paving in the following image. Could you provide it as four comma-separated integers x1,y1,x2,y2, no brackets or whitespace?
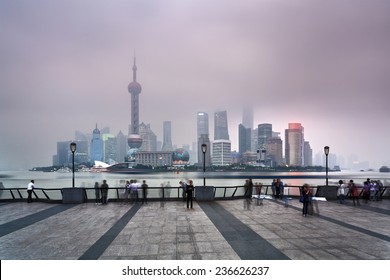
0,198,389,260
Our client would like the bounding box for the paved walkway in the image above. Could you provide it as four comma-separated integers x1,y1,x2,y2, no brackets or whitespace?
0,198,389,260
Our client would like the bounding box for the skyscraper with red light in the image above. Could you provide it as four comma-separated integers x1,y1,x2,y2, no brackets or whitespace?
285,123,304,166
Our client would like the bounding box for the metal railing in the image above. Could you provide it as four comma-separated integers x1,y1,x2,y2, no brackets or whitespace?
0,185,388,203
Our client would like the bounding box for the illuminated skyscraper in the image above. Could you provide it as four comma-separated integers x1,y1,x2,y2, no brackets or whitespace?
285,123,304,166
102,133,117,163
90,124,104,164
127,56,143,149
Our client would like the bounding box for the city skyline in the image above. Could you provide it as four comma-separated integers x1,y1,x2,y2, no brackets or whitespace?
52,118,362,170
1,0,389,170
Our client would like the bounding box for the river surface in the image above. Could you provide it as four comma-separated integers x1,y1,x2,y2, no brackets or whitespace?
1,170,389,189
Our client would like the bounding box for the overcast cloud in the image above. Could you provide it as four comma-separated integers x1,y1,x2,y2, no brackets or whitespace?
1,0,389,170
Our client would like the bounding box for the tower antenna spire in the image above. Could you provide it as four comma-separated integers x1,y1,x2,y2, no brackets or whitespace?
132,51,137,81
127,50,142,149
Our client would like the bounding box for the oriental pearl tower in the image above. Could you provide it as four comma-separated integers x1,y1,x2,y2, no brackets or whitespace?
127,56,143,149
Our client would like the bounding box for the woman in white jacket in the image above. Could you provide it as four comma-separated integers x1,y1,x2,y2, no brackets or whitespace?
337,180,347,204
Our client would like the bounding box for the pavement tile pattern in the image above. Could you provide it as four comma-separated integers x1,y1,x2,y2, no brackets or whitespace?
0,197,389,260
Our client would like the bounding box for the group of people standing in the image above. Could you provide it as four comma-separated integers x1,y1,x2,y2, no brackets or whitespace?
94,179,149,205
124,179,149,204
336,179,360,205
243,178,266,208
337,178,383,205
94,180,109,205
362,178,383,202
271,178,285,199
93,179,196,208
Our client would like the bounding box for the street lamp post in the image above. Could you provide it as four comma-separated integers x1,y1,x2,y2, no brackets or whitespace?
324,146,329,186
201,144,207,187
261,149,266,166
70,142,77,188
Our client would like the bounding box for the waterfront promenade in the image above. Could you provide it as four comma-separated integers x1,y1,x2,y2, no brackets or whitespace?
0,198,389,260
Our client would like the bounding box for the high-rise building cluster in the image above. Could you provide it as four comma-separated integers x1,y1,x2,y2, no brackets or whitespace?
53,57,313,168
197,108,312,168
238,114,312,167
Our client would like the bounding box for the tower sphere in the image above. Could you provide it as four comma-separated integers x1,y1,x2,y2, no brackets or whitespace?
128,81,142,95
127,134,143,149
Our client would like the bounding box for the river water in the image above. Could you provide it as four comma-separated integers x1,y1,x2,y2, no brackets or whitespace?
1,170,389,190
1,170,389,201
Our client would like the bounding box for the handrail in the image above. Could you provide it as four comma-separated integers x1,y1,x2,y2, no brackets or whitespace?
0,185,388,203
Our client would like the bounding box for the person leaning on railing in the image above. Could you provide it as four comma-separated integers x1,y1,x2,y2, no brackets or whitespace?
27,180,35,203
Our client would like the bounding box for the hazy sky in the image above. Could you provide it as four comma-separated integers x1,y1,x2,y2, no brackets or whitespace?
1,0,389,170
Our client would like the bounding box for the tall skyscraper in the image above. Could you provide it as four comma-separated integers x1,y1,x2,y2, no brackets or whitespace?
139,122,157,152
55,141,71,166
197,112,211,166
242,107,253,130
213,110,230,165
212,140,232,166
90,124,104,164
303,141,313,166
116,131,127,162
251,128,258,152
285,123,304,166
258,123,272,150
197,112,209,139
238,124,251,154
161,121,173,151
265,137,283,167
127,55,143,149
102,133,117,164
214,110,229,140
240,107,253,154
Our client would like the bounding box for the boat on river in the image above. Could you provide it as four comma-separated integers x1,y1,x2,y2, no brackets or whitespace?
379,166,390,173
90,161,152,174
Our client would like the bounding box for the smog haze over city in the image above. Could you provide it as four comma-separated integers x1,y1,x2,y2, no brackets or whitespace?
0,0,389,170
